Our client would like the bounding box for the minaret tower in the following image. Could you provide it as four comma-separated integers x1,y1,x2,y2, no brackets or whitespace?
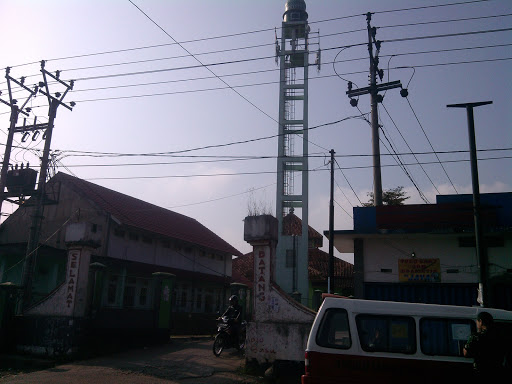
275,0,310,305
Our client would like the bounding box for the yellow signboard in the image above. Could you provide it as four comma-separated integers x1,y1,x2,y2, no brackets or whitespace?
398,258,441,283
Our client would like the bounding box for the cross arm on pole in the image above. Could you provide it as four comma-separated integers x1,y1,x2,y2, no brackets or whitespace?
447,101,492,109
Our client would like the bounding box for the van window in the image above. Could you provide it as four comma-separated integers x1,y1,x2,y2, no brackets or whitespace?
316,308,351,349
420,318,475,357
356,315,416,354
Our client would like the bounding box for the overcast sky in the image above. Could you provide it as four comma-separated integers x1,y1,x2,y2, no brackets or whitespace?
1,0,511,263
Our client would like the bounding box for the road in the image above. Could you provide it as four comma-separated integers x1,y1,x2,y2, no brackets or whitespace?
0,338,268,384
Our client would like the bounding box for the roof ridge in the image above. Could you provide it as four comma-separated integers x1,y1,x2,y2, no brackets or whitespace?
50,172,241,256
52,172,195,221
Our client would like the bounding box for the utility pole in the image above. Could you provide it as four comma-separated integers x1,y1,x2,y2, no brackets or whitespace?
0,68,38,216
22,61,75,309
328,149,335,293
447,101,492,307
346,12,407,206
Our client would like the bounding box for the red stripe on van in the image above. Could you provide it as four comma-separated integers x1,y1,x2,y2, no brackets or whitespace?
301,350,473,384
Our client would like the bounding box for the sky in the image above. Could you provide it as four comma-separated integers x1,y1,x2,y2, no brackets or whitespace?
1,0,511,264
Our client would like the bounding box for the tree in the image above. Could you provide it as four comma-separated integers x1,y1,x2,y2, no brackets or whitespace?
362,186,410,207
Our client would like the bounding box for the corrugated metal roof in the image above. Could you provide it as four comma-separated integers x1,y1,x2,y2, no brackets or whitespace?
50,172,242,256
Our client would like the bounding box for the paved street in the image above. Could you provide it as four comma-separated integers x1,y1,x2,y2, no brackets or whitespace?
0,338,267,384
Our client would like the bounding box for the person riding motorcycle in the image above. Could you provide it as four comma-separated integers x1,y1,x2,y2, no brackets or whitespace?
219,295,242,345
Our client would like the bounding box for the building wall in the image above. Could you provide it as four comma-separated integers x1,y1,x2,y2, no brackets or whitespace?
0,181,232,281
107,227,231,277
364,236,477,284
363,234,512,285
0,181,109,254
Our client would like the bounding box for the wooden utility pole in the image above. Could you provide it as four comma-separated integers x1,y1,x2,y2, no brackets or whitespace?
447,101,492,307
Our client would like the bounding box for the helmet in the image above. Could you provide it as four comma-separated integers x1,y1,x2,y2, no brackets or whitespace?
229,295,239,305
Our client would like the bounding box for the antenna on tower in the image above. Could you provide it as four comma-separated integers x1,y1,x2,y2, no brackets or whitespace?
275,28,280,66
315,29,321,72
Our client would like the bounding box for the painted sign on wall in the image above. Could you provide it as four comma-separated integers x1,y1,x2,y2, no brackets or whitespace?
66,250,81,308
257,250,266,302
398,258,440,283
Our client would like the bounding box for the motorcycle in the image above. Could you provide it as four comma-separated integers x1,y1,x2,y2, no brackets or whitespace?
212,315,247,357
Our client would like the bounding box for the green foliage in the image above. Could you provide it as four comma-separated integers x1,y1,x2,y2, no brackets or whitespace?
362,186,410,207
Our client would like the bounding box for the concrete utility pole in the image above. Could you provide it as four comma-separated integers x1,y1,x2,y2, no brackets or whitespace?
22,61,75,309
447,101,492,307
328,149,335,294
346,12,407,206
0,68,38,216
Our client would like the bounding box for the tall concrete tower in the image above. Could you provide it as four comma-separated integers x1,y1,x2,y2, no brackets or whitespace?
275,0,310,305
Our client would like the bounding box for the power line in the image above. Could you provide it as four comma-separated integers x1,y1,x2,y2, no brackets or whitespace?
2,28,510,97
60,42,511,95
3,0,494,71
8,12,508,81
20,56,503,105
78,155,512,181
334,158,363,206
380,102,441,196
167,182,276,210
127,0,277,124
405,97,459,193
384,27,512,45
4,146,506,164
357,103,430,204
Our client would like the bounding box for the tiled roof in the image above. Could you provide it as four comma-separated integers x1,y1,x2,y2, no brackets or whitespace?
50,172,241,256
307,248,354,284
232,250,353,289
283,212,323,239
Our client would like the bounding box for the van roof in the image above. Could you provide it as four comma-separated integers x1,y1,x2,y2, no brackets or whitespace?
321,297,512,321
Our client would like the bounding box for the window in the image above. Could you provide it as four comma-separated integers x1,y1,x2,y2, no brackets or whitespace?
356,315,416,354
180,284,189,309
196,288,203,310
205,289,214,313
128,233,139,241
107,275,121,306
114,228,125,238
120,277,152,309
420,318,475,357
316,308,352,349
123,277,136,307
139,279,149,306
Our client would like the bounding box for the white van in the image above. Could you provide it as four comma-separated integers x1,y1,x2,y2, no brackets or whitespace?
302,297,512,383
